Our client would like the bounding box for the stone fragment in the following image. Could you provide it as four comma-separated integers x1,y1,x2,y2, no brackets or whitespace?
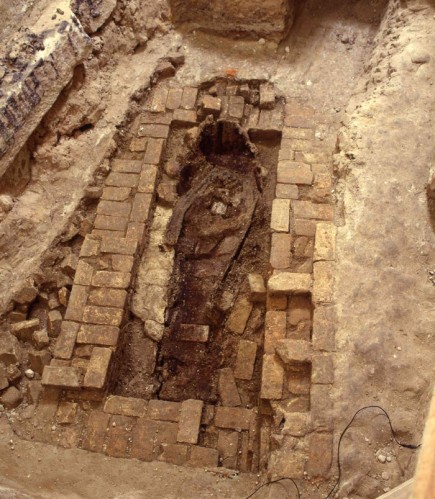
149,400,181,422
270,233,292,269
29,351,52,374
268,272,311,295
218,368,241,407
61,253,79,277
177,324,209,343
76,324,120,346
83,347,112,389
248,274,266,302
157,182,178,206
264,311,287,354
26,380,42,405
271,199,290,232
234,340,257,380
104,396,147,417
47,310,63,337
13,284,38,305
313,261,335,303
261,354,284,400
312,354,334,384
41,366,81,388
156,60,176,78
177,399,203,444
259,83,275,110
6,364,21,384
188,446,219,468
10,319,40,342
226,296,253,335
0,386,23,409
56,401,78,424
215,407,253,431
0,365,9,391
54,321,80,360
8,311,27,323
275,339,312,364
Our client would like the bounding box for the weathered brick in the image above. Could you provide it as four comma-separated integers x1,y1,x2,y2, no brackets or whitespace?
282,127,314,140
271,199,290,232
138,124,169,139
41,366,81,388
101,187,131,202
218,431,239,468
201,95,222,116
81,411,110,452
284,114,314,129
268,272,312,295
130,193,152,222
130,419,155,461
312,354,334,384
10,319,40,342
54,321,79,360
276,339,312,364
307,432,333,477
234,340,257,380
89,288,127,308
144,138,164,165
181,87,198,109
112,254,134,273
56,401,78,425
126,222,146,242
74,260,94,286
100,235,138,255
94,215,128,232
260,354,284,400
92,271,131,289
106,415,133,458
264,311,287,354
314,223,336,261
188,446,219,468
218,368,241,407
311,385,333,430
64,285,88,322
267,294,288,310
166,88,183,110
312,306,336,351
259,83,275,110
215,407,253,430
228,96,244,119
111,159,143,173
177,399,203,444
83,305,123,326
104,395,147,417
129,137,148,152
47,310,63,337
292,201,334,222
270,233,292,269
76,324,120,346
105,172,139,188
227,296,252,335
277,161,313,185
150,87,169,113
177,324,209,343
158,443,188,465
80,235,100,257
148,400,181,422
172,109,197,126
138,164,158,193
313,261,335,303
295,150,330,164
248,274,266,302
294,219,316,237
83,347,112,389
97,200,132,218
139,111,173,126
278,139,295,161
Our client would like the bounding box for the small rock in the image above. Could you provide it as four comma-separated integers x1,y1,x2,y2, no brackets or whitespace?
377,454,387,463
60,253,78,277
25,369,35,379
258,38,266,45
155,60,176,78
386,456,392,462
157,183,178,206
58,287,70,307
381,472,390,481
48,292,60,310
167,50,185,66
411,51,430,64
211,202,227,216
6,365,21,384
27,380,42,405
0,386,23,409
0,365,9,391
13,283,38,305
164,159,183,178
47,310,62,337
0,194,14,213
84,186,103,199
285,46,290,54
32,330,50,350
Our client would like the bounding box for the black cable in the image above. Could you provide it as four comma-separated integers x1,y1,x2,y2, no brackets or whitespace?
246,477,301,499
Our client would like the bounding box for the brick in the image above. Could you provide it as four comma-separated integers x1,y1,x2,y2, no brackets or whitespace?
277,161,313,185
227,296,252,335
138,164,158,193
101,187,131,202
259,83,275,110
276,339,312,364
148,400,181,421
139,111,173,126
311,385,333,430
54,321,79,360
151,87,169,113
284,114,314,128
144,138,164,165
104,395,147,417
311,173,332,203
47,310,62,337
105,172,139,188
138,124,169,139
80,236,100,257
313,261,334,303
218,431,239,468
166,88,183,110
130,420,155,461
268,272,311,295
234,340,257,380
188,446,219,468
292,201,334,221
30,351,52,375
77,324,120,346
94,215,128,232
130,193,152,222
111,159,143,173
218,368,241,407
281,413,310,438
10,319,40,342
41,366,81,388
267,295,288,310
314,223,336,261
295,150,330,164
312,354,334,384
239,432,250,472
312,306,336,351
81,411,110,452
112,255,134,273
307,432,333,476
275,184,299,199
172,109,197,126
130,137,148,152
271,199,290,232
83,347,112,389
88,288,127,309
248,274,266,302
287,370,311,395
126,222,146,242
74,260,94,286
158,443,188,465
264,311,286,354
294,219,316,236
288,295,311,326
56,401,78,425
100,235,138,255
83,305,123,326
201,95,222,116
106,415,133,458
260,354,284,400
177,399,203,444
177,324,209,342
270,233,292,269
181,87,198,109
228,96,244,119
92,271,131,289
282,127,314,140
278,140,294,161
215,407,253,430
97,200,132,218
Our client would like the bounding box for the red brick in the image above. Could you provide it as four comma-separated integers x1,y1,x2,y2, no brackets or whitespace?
138,164,158,193
215,407,253,431
92,271,131,289
77,324,120,346
82,305,123,326
126,222,146,242
188,446,219,468
264,311,286,354
144,138,164,165
312,306,336,352
74,260,94,286
104,396,148,417
181,87,198,109
105,172,139,188
148,400,181,422
158,443,188,465
130,137,148,152
101,187,131,202
80,236,100,257
54,321,79,360
294,219,316,237
218,431,239,468
112,255,134,273
83,347,112,389
312,353,334,384
130,193,152,222
172,109,197,126
88,288,127,308
139,111,173,126
270,233,292,269
81,411,110,452
177,399,203,444
307,432,333,476
106,415,134,458
97,200,132,218
218,368,241,407
271,198,290,232
100,235,138,255
111,159,142,173
138,124,169,139
41,366,81,389
277,161,313,185
276,183,299,200
292,201,334,221
94,215,128,232
282,127,314,140
130,419,155,461
234,340,257,381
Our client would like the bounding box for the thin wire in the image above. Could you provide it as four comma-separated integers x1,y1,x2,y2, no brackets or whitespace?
246,477,301,499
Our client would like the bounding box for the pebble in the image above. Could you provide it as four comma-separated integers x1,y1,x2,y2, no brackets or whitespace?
285,46,290,53
258,38,266,45
381,472,390,481
377,454,387,463
24,369,35,379
387,456,392,462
